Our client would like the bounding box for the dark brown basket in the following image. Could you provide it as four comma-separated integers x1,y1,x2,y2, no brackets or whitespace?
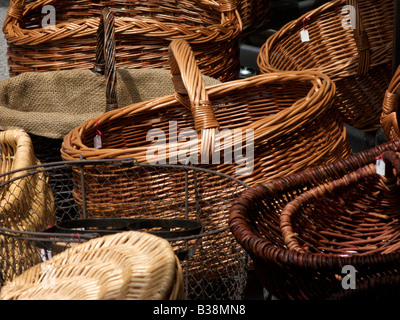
258,0,394,132
3,0,244,81
229,139,400,300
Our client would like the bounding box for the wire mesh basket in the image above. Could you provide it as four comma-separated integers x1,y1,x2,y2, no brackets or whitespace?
0,159,248,300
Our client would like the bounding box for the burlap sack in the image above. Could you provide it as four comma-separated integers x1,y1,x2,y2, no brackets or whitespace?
0,68,220,139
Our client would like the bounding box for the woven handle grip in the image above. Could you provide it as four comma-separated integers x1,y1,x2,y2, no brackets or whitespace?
381,65,400,140
168,39,220,161
346,0,371,76
94,7,117,112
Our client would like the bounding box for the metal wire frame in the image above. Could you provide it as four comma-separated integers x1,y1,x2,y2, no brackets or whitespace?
0,159,249,300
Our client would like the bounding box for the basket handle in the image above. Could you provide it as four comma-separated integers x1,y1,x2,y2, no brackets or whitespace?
3,0,24,31
93,7,117,112
197,0,243,31
168,39,220,160
346,0,371,76
381,65,400,140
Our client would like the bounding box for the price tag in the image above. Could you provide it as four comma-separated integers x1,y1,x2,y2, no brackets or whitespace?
94,134,102,149
300,29,310,42
376,158,385,176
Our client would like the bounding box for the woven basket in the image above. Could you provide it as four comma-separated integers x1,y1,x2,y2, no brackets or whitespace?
257,0,394,132
61,39,351,193
3,0,243,81
229,139,400,300
0,129,55,282
0,231,184,300
381,64,400,141
0,7,220,164
0,160,248,300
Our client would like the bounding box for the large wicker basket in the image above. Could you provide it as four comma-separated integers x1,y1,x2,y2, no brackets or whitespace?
229,139,400,300
381,63,400,141
3,0,244,81
61,39,351,190
0,231,184,300
0,129,55,282
257,0,394,132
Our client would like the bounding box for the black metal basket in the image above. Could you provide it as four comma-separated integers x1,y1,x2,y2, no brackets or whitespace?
0,159,248,300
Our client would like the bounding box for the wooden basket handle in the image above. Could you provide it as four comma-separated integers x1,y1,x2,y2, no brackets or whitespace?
168,39,220,161
381,65,400,139
346,0,371,76
94,7,117,112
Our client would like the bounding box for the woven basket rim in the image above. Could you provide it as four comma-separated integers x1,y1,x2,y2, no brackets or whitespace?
61,70,336,162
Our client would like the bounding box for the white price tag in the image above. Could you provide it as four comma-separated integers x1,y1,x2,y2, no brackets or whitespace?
300,29,310,42
94,134,102,149
376,158,385,176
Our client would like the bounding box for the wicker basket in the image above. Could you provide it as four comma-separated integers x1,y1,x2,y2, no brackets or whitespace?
0,231,184,300
0,129,55,282
257,0,394,132
381,64,400,141
3,0,243,81
0,160,248,300
229,139,400,300
61,39,351,192
0,7,220,165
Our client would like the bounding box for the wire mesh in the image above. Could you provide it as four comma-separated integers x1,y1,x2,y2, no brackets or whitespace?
0,159,248,300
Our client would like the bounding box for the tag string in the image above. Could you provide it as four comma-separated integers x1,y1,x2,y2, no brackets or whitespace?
376,153,384,160
302,17,310,30
95,119,102,136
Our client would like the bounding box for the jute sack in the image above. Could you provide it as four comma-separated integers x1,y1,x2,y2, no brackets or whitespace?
0,68,220,139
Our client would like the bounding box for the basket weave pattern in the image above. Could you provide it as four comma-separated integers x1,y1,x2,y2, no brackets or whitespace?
257,0,394,132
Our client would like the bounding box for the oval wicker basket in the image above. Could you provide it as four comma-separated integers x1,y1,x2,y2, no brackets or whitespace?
0,129,55,283
257,0,394,132
61,39,351,190
0,231,184,300
3,0,244,81
381,64,400,141
229,139,400,300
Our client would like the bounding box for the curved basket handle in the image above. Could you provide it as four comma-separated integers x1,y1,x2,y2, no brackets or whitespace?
346,0,370,76
93,7,117,112
3,0,25,31
381,65,400,140
169,39,220,160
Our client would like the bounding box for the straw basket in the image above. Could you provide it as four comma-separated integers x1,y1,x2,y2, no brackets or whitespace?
3,0,243,81
61,39,351,194
0,160,248,300
229,139,400,300
0,231,184,300
381,64,400,141
257,0,394,132
0,129,55,283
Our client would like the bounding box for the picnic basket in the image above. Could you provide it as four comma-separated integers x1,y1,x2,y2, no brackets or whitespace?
3,0,244,81
0,129,55,282
257,0,394,132
381,64,400,141
61,38,351,193
229,139,400,300
0,231,184,300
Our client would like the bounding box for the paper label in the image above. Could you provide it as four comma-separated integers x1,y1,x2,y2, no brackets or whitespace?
376,159,385,176
300,29,310,42
94,134,102,149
